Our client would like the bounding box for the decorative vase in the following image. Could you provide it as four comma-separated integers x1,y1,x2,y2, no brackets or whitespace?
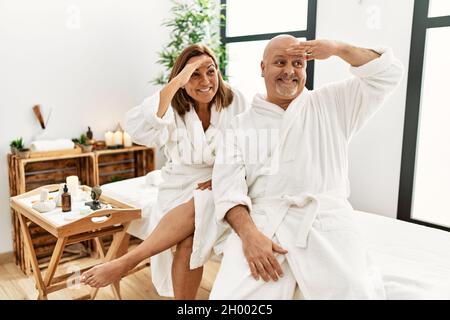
18,148,30,159
80,144,93,153
86,126,93,140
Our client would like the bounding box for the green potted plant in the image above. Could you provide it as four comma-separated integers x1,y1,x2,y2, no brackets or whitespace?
9,138,22,155
153,0,227,85
10,137,30,158
77,134,93,153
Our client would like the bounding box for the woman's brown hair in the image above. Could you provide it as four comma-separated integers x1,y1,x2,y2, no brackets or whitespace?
168,44,234,116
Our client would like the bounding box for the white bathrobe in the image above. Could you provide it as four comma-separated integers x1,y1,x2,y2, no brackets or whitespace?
125,87,247,297
210,48,403,299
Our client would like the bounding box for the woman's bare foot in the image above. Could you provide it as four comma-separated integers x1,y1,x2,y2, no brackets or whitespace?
80,259,130,288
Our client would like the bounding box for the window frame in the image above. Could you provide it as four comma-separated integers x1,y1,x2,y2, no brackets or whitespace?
398,0,450,231
220,0,317,90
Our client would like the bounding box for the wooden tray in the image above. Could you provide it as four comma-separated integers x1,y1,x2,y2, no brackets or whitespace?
10,184,141,238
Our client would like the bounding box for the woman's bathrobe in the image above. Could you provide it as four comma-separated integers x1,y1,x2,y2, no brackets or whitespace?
125,87,247,296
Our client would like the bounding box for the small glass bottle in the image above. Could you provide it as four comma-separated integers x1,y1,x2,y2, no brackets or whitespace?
61,184,71,212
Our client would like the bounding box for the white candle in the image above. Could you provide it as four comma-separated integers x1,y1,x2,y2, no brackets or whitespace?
105,131,114,146
66,175,79,198
123,132,132,147
114,130,123,146
40,188,49,202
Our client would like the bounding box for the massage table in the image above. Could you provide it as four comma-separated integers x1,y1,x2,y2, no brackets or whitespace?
101,172,450,299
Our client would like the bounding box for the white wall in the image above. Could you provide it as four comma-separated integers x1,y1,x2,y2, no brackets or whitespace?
315,0,414,218
0,0,170,253
0,0,417,254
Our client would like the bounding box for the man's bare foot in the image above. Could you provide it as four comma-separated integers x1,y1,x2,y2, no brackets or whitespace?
80,259,129,288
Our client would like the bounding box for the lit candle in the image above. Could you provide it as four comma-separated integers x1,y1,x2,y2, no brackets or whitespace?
114,130,123,146
66,175,79,200
123,132,132,147
105,131,114,146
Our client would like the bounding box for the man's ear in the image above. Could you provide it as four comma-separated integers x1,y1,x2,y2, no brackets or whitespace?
260,61,265,77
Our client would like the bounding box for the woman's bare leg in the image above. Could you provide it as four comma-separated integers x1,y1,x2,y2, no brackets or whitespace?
172,235,203,299
81,198,195,288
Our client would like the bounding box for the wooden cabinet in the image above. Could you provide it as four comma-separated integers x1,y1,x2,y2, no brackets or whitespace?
94,147,154,185
7,146,154,274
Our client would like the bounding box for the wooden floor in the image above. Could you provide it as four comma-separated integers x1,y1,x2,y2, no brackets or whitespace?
0,253,220,300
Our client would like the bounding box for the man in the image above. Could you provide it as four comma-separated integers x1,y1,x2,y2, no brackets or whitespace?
210,35,403,299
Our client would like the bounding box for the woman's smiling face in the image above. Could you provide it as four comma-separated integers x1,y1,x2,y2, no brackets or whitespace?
184,55,219,106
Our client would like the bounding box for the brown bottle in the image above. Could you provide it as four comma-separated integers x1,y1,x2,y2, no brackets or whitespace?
61,184,71,212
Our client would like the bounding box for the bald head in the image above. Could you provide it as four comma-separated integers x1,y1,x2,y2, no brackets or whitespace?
260,34,307,109
263,35,299,61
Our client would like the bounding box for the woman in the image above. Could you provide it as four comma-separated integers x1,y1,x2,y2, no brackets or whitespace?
80,44,247,299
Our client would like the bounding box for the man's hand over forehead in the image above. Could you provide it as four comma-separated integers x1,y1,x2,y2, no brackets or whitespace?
286,39,341,61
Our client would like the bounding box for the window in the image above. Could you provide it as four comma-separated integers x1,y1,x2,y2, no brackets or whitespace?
428,0,450,17
221,0,317,101
398,0,450,231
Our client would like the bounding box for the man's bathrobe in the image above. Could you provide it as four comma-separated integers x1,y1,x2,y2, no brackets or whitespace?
210,48,403,299
125,87,247,297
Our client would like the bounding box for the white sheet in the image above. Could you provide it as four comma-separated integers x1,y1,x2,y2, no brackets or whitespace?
101,176,157,240
101,174,450,299
353,210,450,299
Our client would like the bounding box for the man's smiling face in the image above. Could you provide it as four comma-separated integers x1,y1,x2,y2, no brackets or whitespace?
261,36,307,109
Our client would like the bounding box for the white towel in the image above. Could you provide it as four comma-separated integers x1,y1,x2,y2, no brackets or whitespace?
30,139,75,152
145,170,164,187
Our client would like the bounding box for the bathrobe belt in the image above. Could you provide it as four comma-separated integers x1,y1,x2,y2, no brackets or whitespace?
252,194,317,248
252,190,346,248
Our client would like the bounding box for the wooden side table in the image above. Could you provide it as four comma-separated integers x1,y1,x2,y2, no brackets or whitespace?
10,184,141,300
7,146,154,274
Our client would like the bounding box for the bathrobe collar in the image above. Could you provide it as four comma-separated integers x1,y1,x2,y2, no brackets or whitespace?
183,104,222,166
251,88,310,118
251,88,310,172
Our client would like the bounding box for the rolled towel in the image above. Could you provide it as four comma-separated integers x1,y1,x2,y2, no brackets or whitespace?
145,170,163,187
30,139,75,152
